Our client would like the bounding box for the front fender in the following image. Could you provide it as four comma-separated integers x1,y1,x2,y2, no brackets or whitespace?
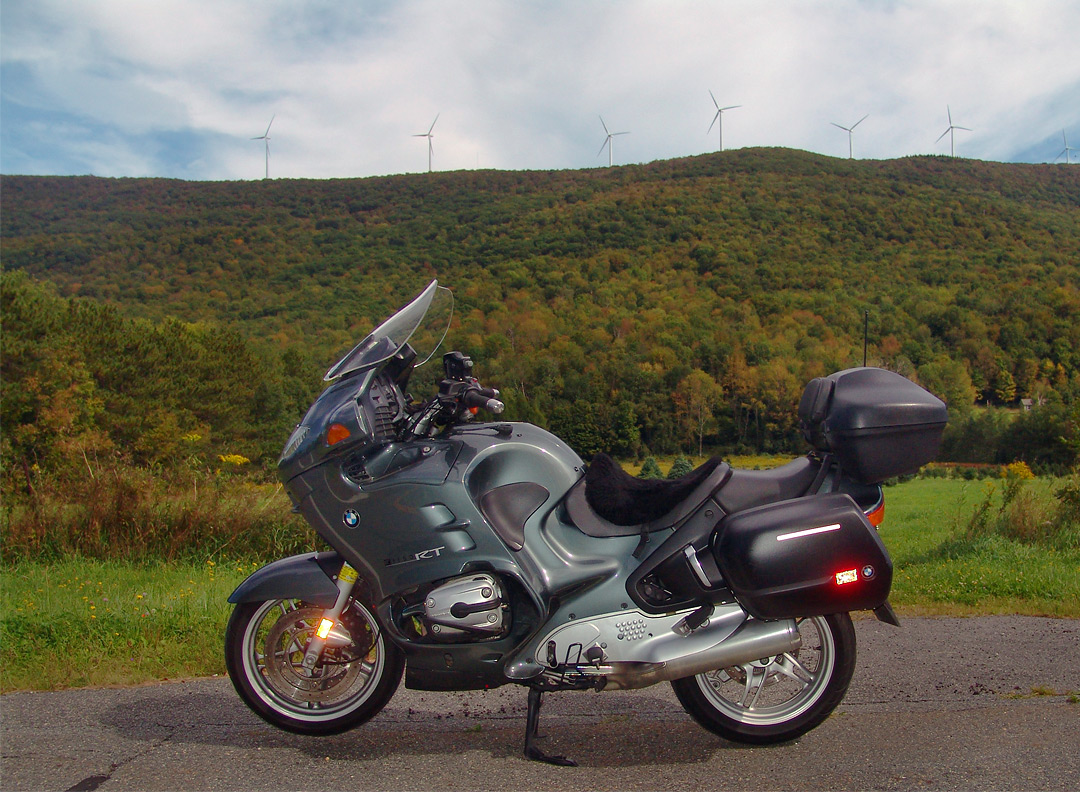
227,552,344,608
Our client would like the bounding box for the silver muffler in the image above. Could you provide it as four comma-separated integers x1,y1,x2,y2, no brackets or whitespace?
598,617,801,690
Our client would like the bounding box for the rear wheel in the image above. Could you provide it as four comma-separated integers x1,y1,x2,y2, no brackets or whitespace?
671,613,856,744
225,597,403,735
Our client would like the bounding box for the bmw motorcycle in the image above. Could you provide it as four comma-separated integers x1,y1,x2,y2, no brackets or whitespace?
226,280,947,765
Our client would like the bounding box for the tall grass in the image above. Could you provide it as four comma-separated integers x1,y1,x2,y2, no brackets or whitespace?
881,472,1080,616
2,466,319,562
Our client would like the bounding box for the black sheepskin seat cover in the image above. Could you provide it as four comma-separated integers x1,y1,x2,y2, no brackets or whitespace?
584,453,724,527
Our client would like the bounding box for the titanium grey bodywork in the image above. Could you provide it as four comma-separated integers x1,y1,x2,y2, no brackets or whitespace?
278,419,708,686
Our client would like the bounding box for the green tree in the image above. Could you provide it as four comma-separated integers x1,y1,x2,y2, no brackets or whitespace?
675,369,724,457
638,457,663,479
667,456,694,479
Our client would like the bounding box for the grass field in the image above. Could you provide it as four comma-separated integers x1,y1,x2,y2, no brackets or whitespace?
1,476,1077,692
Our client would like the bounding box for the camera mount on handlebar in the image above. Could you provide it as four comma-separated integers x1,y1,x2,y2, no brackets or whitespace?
436,352,504,422
442,351,474,382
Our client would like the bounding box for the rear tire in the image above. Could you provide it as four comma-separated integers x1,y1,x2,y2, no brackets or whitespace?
672,613,856,744
225,597,403,735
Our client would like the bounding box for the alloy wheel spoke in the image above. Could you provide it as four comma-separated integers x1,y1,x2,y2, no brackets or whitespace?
772,652,814,687
739,666,768,709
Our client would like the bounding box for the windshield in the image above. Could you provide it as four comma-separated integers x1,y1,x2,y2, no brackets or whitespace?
323,280,453,381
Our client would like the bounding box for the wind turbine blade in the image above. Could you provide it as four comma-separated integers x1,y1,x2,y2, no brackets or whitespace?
851,114,868,130
265,115,275,136
613,131,629,136
831,122,848,131
599,116,610,135
936,129,950,143
597,138,610,158
709,90,720,110
428,113,440,134
722,105,741,111
947,105,953,125
708,111,721,134
955,126,972,132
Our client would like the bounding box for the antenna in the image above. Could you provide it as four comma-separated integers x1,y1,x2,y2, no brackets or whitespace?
707,91,741,152
863,310,869,367
935,106,971,157
597,116,629,167
413,114,439,172
251,115,274,179
830,114,868,159
1056,129,1075,164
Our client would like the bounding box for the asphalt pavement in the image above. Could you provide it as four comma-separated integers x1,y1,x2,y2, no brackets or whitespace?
2,616,1078,792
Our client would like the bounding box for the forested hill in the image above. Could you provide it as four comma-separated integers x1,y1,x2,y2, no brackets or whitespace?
3,148,1079,464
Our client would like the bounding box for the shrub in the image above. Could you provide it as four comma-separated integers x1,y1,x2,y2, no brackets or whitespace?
667,456,694,479
638,457,663,479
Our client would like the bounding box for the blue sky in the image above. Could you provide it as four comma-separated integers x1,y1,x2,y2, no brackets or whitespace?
2,0,1078,180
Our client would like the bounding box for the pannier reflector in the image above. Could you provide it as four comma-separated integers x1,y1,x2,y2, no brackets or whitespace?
835,568,859,585
867,502,885,527
776,523,841,542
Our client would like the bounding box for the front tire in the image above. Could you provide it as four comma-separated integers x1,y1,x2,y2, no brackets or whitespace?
672,613,856,744
225,597,403,735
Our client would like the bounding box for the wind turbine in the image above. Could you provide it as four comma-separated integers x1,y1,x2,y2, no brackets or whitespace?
1055,129,1075,164
252,115,274,179
597,116,629,167
830,114,868,159
707,91,741,152
413,114,439,172
936,106,971,157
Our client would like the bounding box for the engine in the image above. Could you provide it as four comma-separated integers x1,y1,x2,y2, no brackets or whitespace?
402,573,508,642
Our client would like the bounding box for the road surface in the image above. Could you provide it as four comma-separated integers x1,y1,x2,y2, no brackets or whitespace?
2,617,1078,791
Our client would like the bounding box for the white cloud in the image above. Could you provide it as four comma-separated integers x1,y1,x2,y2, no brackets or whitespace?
3,0,1079,178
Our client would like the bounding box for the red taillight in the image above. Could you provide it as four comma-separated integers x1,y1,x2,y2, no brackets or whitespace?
866,501,885,527
326,423,351,445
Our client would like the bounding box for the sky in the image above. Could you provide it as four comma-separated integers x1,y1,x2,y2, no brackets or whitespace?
2,0,1079,181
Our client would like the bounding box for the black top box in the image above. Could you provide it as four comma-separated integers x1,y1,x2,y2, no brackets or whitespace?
799,367,948,484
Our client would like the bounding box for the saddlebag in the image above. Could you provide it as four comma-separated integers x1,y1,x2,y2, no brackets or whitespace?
799,367,947,484
712,493,892,619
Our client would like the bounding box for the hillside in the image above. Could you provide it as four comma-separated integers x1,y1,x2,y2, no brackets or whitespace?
3,148,1079,463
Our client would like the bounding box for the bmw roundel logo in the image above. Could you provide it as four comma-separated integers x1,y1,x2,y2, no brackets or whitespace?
342,509,361,528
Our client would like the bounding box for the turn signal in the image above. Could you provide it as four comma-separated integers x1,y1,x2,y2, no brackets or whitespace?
326,423,351,445
316,618,334,640
866,502,885,527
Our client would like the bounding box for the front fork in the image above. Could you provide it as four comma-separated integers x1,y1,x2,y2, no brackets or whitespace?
300,562,359,674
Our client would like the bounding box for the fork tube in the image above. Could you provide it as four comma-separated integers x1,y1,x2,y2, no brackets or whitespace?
300,562,359,673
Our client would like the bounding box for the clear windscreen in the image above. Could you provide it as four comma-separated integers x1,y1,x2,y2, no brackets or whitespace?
323,280,453,381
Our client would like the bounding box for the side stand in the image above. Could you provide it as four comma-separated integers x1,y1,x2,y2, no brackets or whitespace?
523,688,577,767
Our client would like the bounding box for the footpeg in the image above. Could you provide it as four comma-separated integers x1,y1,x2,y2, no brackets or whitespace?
673,604,713,637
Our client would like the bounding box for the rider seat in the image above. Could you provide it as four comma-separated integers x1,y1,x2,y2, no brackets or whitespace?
565,453,730,538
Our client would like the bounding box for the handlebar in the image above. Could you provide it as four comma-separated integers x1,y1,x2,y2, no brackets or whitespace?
462,386,504,414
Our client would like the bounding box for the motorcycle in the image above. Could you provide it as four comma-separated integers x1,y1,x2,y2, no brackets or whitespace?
225,280,947,765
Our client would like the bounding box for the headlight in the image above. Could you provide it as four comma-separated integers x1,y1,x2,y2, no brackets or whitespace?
280,424,310,463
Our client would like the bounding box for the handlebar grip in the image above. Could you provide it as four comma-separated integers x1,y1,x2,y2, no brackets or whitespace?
462,388,504,414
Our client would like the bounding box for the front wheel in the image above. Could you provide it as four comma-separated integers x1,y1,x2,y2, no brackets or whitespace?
671,613,856,744
225,597,404,735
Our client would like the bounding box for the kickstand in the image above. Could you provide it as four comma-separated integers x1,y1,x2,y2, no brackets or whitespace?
524,687,577,767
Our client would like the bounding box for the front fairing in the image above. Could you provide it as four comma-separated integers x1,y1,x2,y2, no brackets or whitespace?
278,280,451,483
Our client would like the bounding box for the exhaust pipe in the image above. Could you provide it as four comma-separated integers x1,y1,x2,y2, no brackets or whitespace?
600,618,801,691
